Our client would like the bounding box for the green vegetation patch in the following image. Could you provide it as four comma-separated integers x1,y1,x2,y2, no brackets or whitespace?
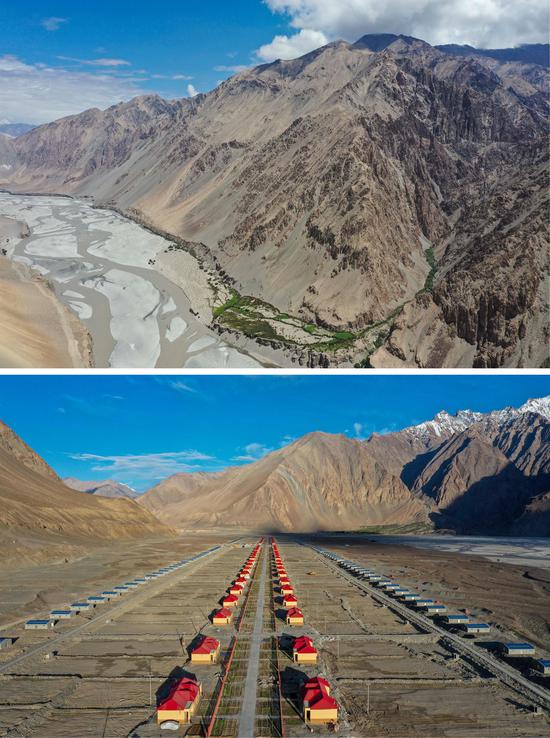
417,246,437,295
355,521,435,535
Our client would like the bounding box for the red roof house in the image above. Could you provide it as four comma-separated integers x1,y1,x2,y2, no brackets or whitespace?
222,594,239,607
286,607,304,625
301,677,338,724
191,636,221,663
292,635,318,663
283,594,298,608
212,607,233,625
157,677,202,724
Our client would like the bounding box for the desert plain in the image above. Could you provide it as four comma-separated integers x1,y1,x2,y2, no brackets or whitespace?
0,533,548,738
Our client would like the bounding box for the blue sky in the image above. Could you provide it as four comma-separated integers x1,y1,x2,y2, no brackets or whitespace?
1,1,548,123
0,374,548,491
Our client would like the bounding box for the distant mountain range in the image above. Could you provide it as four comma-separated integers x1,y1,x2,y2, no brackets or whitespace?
0,123,34,138
1,34,547,368
0,397,548,544
63,477,137,499
139,396,550,536
354,34,549,67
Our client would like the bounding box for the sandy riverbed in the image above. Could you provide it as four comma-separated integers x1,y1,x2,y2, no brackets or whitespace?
0,192,278,368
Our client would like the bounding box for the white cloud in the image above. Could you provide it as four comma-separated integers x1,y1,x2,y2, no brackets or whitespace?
70,450,214,481
168,380,197,394
41,17,67,32
214,64,251,73
0,54,149,124
187,83,199,97
233,442,274,462
353,422,363,438
58,55,131,67
262,0,549,50
256,28,328,61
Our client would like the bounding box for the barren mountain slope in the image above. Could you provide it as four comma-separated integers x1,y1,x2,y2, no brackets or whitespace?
140,432,429,532
0,421,172,551
0,133,15,171
364,408,483,473
3,36,548,367
0,418,60,480
139,399,550,535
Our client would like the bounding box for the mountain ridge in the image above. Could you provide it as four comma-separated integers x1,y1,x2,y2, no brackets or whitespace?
139,396,550,536
2,35,548,368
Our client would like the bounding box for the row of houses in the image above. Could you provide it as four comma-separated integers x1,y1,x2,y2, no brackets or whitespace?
157,539,263,728
315,547,550,678
272,540,304,626
212,540,262,625
22,552,216,633
271,539,339,726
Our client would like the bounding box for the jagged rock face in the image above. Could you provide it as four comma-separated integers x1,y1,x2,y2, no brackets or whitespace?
140,432,429,532
411,432,535,532
3,37,549,364
373,399,550,534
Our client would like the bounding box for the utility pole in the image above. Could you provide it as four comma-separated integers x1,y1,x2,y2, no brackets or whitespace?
367,683,370,714
149,661,152,707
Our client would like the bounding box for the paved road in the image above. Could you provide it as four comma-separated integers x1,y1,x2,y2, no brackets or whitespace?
238,544,267,738
311,546,550,712
0,545,226,675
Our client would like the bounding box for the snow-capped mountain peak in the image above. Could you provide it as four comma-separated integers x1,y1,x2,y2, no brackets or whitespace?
518,396,550,421
404,409,483,441
396,395,550,444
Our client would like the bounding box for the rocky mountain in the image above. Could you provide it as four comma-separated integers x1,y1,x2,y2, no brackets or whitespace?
140,432,429,532
353,35,550,68
64,477,137,499
370,397,550,533
139,396,550,535
1,35,548,368
0,419,172,558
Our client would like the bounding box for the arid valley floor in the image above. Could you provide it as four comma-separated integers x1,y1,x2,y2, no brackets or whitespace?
0,535,549,738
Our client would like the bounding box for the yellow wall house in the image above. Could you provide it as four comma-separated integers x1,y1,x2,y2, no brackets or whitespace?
301,677,338,724
292,635,318,663
191,636,221,663
157,677,202,725
286,607,304,625
212,607,233,625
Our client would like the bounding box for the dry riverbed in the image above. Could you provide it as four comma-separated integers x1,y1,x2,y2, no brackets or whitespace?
0,192,287,368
